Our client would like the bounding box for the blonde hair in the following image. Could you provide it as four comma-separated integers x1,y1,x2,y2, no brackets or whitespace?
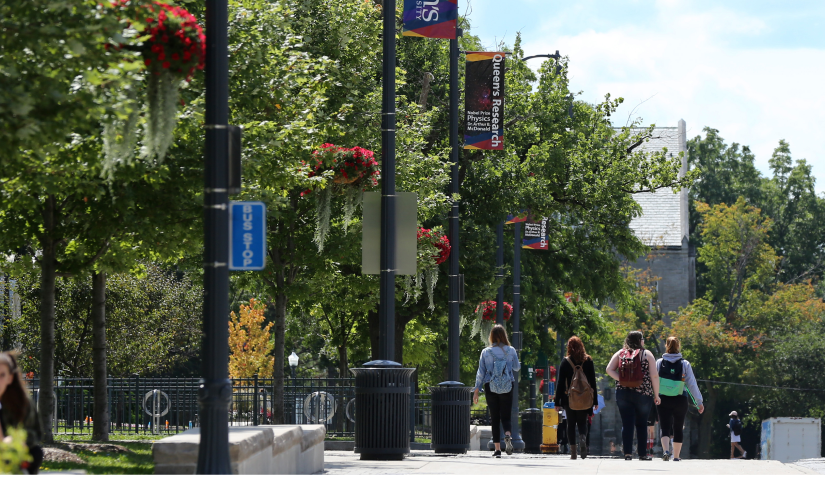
666,336,680,354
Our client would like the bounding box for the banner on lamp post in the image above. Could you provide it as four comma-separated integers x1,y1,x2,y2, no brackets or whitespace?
505,211,528,225
464,52,505,150
401,0,457,39
522,217,549,250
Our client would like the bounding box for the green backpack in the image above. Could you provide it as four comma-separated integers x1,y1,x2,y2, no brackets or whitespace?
658,359,685,396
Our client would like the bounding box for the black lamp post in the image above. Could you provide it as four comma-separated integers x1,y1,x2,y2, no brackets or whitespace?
378,0,397,362
197,0,232,474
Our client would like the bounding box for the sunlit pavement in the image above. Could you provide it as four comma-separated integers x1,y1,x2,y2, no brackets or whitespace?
322,450,823,475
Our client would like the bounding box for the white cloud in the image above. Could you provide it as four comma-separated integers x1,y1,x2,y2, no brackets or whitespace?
522,3,825,191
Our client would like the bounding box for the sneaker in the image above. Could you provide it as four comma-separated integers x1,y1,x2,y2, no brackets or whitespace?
579,434,588,459
504,435,514,455
625,455,633,460
742,452,747,459
492,450,502,458
639,455,653,461
673,458,681,462
663,452,671,461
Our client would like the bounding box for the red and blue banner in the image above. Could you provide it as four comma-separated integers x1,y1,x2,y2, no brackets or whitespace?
402,0,457,39
464,52,505,150
505,211,528,224
522,217,549,250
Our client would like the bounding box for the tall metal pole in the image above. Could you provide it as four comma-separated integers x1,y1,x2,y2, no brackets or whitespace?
513,222,521,351
379,0,397,362
198,0,231,474
495,222,504,324
447,33,460,382
509,221,524,450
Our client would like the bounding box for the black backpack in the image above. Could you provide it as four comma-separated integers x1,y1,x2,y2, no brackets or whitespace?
732,419,743,435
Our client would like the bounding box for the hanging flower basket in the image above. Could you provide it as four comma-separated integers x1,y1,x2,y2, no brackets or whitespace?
300,144,381,252
417,227,451,264
141,2,206,162
475,300,513,321
402,227,451,309
102,1,206,172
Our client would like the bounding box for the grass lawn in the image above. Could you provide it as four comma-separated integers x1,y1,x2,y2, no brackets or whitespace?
41,441,155,475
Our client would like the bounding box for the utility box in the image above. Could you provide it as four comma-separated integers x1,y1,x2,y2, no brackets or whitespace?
760,417,821,463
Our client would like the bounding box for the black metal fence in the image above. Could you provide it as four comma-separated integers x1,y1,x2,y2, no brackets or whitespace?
25,376,434,440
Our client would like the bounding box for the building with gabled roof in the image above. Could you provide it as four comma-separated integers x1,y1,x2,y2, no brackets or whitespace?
628,120,696,321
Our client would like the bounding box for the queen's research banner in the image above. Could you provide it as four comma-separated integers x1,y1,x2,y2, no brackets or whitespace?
522,217,549,250
464,52,505,150
401,0,457,39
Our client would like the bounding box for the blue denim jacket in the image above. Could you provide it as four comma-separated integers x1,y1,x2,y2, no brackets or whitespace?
474,344,520,391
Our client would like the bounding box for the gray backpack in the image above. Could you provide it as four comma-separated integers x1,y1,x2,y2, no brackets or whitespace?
489,346,513,394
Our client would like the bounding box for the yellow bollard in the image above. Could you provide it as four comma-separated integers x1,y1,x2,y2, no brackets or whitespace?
540,402,560,453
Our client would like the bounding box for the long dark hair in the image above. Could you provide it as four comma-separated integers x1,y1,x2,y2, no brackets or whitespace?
488,325,511,347
624,331,644,351
0,351,31,423
566,336,591,364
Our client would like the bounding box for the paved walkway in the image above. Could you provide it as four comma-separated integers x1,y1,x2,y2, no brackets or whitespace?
323,451,820,475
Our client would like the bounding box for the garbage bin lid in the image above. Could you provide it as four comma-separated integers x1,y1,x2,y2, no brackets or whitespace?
436,381,465,387
543,402,555,408
362,360,402,368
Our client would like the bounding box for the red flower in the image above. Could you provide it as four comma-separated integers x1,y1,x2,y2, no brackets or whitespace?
144,58,152,66
162,61,171,69
172,53,180,61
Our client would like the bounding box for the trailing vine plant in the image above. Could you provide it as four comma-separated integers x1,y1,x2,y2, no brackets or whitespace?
401,226,450,309
300,144,380,252
101,1,206,175
470,300,513,344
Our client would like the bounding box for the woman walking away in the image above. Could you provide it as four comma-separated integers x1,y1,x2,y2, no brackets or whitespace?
0,351,44,474
606,331,660,460
657,336,704,461
554,336,598,460
474,325,521,457
727,411,746,459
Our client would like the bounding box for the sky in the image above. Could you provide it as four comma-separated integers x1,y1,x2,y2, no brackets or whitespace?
464,0,825,192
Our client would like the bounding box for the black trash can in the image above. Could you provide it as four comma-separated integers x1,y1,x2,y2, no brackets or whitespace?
522,408,542,453
430,381,473,453
350,360,416,460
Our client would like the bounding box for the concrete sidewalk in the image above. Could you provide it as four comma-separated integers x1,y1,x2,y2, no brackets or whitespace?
322,450,818,475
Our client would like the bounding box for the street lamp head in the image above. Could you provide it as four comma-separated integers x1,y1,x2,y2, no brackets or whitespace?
288,351,299,368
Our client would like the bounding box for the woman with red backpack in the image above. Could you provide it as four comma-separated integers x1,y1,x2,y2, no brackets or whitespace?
606,331,660,460
554,336,598,460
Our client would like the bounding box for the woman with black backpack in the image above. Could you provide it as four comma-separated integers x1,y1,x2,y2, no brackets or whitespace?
473,325,520,458
657,336,704,461
606,331,661,460
554,336,599,459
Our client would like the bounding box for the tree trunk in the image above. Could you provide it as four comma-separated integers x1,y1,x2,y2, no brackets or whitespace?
38,195,56,444
337,343,349,378
92,271,109,441
272,293,287,424
367,310,379,361
698,383,717,458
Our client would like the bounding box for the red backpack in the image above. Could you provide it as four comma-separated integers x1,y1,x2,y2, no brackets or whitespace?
618,348,645,387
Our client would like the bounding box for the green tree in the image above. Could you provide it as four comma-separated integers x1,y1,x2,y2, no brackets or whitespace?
5,262,202,377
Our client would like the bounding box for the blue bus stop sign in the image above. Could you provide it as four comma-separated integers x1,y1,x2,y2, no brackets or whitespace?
229,201,266,270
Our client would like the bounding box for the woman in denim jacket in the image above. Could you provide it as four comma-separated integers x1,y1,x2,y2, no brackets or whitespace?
473,325,520,457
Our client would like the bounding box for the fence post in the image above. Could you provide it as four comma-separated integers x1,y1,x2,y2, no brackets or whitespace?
253,374,259,426
133,374,140,434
